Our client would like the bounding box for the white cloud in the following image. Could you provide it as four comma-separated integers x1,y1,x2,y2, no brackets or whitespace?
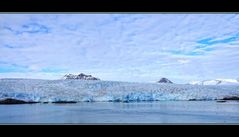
177,59,190,64
0,14,239,83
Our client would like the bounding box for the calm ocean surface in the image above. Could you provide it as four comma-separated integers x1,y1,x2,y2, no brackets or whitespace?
0,101,239,124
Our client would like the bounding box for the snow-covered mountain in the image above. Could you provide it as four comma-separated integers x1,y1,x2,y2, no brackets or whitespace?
0,78,239,103
157,78,173,84
62,73,100,80
189,79,239,85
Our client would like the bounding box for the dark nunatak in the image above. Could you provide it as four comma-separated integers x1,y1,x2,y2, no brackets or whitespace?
62,73,100,80
157,78,173,84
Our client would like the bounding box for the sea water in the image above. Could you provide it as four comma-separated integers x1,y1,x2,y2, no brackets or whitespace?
0,101,239,124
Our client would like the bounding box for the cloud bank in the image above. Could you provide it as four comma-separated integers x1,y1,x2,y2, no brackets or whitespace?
0,14,239,83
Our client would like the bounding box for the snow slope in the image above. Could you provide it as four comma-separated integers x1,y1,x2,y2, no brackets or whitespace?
190,79,239,85
0,78,239,102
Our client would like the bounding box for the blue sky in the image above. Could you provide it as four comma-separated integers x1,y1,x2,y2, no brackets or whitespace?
0,14,239,83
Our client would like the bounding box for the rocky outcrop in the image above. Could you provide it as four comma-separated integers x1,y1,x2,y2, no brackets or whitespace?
188,99,207,101
63,73,100,80
0,98,38,104
216,100,227,103
222,96,239,100
157,78,173,84
52,101,77,103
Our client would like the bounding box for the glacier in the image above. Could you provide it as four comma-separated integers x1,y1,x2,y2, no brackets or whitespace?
0,78,239,103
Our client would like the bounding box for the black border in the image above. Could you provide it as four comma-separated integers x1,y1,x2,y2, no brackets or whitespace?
0,0,239,12
1,0,239,134
1,125,239,136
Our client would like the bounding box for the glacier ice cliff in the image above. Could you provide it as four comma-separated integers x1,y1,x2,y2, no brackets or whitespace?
0,78,239,103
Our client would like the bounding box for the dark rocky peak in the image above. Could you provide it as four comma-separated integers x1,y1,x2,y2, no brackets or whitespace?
157,78,173,84
63,73,100,80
